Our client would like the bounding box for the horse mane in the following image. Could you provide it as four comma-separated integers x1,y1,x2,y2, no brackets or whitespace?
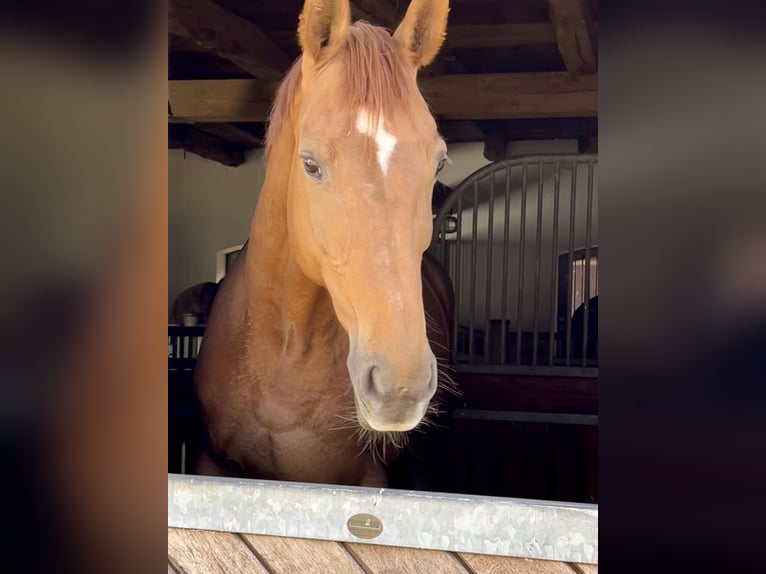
265,21,416,159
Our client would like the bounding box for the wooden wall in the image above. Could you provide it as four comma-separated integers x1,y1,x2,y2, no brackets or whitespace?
385,373,597,503
168,528,597,574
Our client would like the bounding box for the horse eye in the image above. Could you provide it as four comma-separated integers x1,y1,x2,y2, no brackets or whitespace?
303,157,322,179
436,156,448,176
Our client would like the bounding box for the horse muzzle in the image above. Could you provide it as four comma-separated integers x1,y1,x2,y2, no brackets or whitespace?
348,351,438,432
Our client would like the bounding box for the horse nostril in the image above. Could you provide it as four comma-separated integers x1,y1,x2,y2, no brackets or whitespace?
362,365,382,402
427,360,438,396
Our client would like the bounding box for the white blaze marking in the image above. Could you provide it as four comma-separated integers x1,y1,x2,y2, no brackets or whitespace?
355,109,397,174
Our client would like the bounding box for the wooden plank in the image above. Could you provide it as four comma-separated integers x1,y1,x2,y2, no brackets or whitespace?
168,73,597,123
457,553,577,573
583,425,598,503
193,123,264,147
446,23,557,49
346,543,470,574
479,120,509,161
439,120,486,143
241,534,366,574
169,0,292,81
547,0,597,75
169,79,274,124
168,124,246,167
570,564,598,574
420,73,597,119
440,117,597,148
167,528,269,573
551,424,585,503
271,23,562,49
455,374,598,414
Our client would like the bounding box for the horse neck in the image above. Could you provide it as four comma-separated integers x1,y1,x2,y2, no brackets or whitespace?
244,126,339,357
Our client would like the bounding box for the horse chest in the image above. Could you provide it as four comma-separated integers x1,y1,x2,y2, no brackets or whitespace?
241,398,364,483
228,359,364,481
252,372,351,430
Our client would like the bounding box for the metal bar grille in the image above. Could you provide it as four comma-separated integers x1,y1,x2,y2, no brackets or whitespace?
516,164,527,365
484,174,495,363
532,162,543,366
582,162,595,366
500,166,511,365
565,159,577,367
548,162,561,365
468,183,479,362
431,154,598,377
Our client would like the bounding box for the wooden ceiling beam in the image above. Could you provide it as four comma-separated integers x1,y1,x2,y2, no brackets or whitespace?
477,117,598,160
169,73,598,123
168,124,246,167
193,123,265,147
270,23,565,50
169,118,597,149
445,23,557,49
421,72,597,119
169,0,292,81
547,0,597,75
438,120,486,143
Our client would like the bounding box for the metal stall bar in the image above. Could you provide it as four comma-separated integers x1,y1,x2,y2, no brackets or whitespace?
548,162,561,366
532,162,544,365
438,202,447,269
454,409,598,426
452,195,463,363
565,159,577,366
468,182,479,362
516,163,528,364
484,173,495,363
500,165,511,364
582,161,595,366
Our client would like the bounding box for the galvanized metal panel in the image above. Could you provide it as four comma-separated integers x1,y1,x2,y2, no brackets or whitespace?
168,474,598,564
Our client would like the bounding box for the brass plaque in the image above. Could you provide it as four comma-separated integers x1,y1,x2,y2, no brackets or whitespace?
346,513,383,539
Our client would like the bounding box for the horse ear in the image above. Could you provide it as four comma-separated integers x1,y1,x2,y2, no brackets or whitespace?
298,0,351,67
393,0,449,70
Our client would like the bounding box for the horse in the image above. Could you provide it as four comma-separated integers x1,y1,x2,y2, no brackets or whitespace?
170,282,219,325
193,0,454,488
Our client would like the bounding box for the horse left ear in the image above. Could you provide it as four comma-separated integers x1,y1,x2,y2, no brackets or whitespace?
298,0,351,68
393,0,449,70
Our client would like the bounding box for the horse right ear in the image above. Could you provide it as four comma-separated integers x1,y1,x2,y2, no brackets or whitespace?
394,0,449,70
298,0,351,68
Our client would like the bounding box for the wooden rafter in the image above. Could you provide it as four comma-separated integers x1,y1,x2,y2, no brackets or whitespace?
193,123,265,147
477,117,598,160
169,124,246,166
547,0,597,75
438,120,485,143
270,22,560,51
169,0,292,81
168,73,598,123
421,72,595,119
174,118,597,149
445,23,557,49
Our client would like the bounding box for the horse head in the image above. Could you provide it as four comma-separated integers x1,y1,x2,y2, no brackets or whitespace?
277,0,450,432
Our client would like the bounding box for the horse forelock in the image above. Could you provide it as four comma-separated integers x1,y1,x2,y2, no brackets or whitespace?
264,21,417,159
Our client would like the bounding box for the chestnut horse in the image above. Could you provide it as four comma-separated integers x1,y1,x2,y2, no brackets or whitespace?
193,0,454,487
